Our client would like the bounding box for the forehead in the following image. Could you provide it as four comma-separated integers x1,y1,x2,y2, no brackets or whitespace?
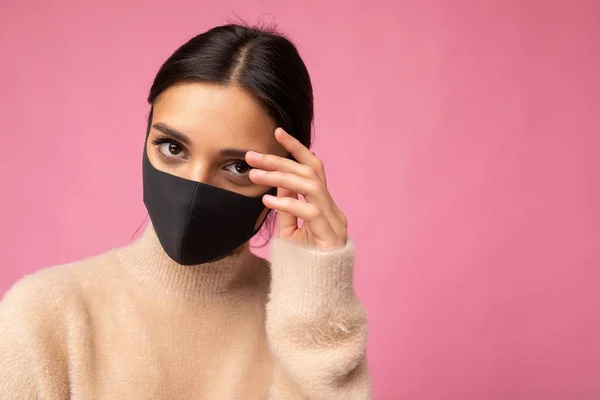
152,82,280,153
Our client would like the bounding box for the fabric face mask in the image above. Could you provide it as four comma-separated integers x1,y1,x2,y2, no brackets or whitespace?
142,142,276,266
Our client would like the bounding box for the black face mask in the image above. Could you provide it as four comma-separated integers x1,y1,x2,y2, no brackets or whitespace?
141,139,275,266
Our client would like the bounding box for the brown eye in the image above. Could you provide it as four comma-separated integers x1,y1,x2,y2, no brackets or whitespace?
168,143,182,155
225,161,251,176
235,162,250,174
158,142,185,159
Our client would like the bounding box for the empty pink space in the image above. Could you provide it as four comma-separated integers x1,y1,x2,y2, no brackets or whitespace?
0,1,598,398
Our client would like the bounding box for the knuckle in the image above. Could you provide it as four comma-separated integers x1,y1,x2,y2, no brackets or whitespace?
314,159,324,171
308,181,323,194
308,182,322,196
308,205,322,219
304,165,318,179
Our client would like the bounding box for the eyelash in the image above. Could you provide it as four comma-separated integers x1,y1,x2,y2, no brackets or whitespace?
151,135,177,146
150,135,252,178
151,135,187,160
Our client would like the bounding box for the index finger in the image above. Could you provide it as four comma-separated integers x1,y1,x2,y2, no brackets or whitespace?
275,128,327,184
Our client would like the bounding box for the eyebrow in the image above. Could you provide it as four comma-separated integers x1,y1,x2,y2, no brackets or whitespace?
152,122,253,159
152,123,192,146
219,148,251,159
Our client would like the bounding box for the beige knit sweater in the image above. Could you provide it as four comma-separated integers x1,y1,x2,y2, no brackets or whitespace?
0,225,370,399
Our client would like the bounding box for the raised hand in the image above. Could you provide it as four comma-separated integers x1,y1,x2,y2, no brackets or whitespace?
246,128,347,250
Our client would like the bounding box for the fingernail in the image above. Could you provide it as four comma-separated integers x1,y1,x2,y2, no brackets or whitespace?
264,194,277,202
246,150,260,158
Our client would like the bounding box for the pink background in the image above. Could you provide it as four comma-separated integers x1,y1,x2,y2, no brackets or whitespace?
1,1,599,398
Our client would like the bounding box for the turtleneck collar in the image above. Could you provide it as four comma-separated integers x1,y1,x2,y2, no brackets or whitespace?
116,223,267,302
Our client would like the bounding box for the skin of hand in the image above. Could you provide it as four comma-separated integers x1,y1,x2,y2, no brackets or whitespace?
246,128,348,250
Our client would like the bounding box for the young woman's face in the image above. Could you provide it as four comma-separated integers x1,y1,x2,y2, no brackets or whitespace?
147,82,287,198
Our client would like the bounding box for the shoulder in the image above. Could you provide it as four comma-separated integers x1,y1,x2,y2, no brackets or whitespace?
0,248,120,329
0,250,116,393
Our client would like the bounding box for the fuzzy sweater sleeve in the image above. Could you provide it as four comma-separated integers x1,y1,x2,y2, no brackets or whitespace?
266,238,371,399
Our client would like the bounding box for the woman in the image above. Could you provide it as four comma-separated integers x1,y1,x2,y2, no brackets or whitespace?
0,24,370,399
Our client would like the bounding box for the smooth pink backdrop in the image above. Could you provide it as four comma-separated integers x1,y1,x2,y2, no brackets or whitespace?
1,1,599,399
